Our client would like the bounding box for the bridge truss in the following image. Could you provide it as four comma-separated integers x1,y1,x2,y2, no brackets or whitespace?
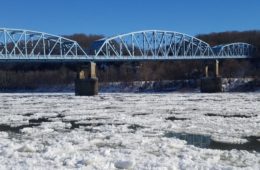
0,28,256,62
93,30,215,61
212,43,255,58
0,28,89,61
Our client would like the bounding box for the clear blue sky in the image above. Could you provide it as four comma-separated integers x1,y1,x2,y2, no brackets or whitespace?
1,0,260,37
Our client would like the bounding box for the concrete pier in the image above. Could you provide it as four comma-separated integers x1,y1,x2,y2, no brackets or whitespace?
75,62,98,96
215,60,219,77
200,77,222,93
200,60,222,93
205,65,209,77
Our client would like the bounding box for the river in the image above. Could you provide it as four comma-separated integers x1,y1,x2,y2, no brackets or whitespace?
0,92,259,169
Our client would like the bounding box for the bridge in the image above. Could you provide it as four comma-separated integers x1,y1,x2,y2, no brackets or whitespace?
0,28,256,62
0,28,257,95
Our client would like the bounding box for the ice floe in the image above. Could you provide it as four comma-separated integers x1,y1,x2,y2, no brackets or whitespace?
0,92,259,169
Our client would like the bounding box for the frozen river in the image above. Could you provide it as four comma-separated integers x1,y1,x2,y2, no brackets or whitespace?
0,92,259,169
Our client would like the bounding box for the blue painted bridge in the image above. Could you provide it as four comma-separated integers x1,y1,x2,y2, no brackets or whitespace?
0,28,256,62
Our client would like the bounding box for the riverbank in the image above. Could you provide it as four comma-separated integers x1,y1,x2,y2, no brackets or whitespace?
0,78,259,93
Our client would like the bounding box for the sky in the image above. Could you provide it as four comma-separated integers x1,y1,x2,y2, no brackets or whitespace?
1,0,260,37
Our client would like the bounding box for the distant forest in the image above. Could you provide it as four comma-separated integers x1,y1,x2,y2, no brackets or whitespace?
0,30,259,90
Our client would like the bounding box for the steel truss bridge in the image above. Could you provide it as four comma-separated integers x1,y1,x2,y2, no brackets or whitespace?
0,28,256,62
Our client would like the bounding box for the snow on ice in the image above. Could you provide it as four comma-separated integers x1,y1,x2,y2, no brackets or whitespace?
0,92,259,169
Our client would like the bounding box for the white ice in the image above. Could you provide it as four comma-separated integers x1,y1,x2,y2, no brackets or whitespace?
0,92,259,169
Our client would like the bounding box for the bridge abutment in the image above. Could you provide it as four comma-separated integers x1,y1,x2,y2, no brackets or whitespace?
200,60,222,93
75,62,98,96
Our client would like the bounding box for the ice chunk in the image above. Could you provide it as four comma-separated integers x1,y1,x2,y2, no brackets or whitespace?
114,160,134,169
0,132,8,138
211,136,248,144
17,144,35,152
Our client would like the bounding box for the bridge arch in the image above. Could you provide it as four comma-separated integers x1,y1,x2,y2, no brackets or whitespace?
212,42,255,58
0,28,88,60
93,30,215,60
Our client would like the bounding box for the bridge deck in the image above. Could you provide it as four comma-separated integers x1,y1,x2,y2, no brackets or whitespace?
0,55,252,63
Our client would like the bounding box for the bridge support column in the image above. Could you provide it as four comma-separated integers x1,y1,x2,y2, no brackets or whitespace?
205,65,209,77
75,62,98,96
215,60,219,77
200,60,222,93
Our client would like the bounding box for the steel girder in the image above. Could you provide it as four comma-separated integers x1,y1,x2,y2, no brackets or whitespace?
0,28,89,60
93,30,215,60
212,42,255,57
